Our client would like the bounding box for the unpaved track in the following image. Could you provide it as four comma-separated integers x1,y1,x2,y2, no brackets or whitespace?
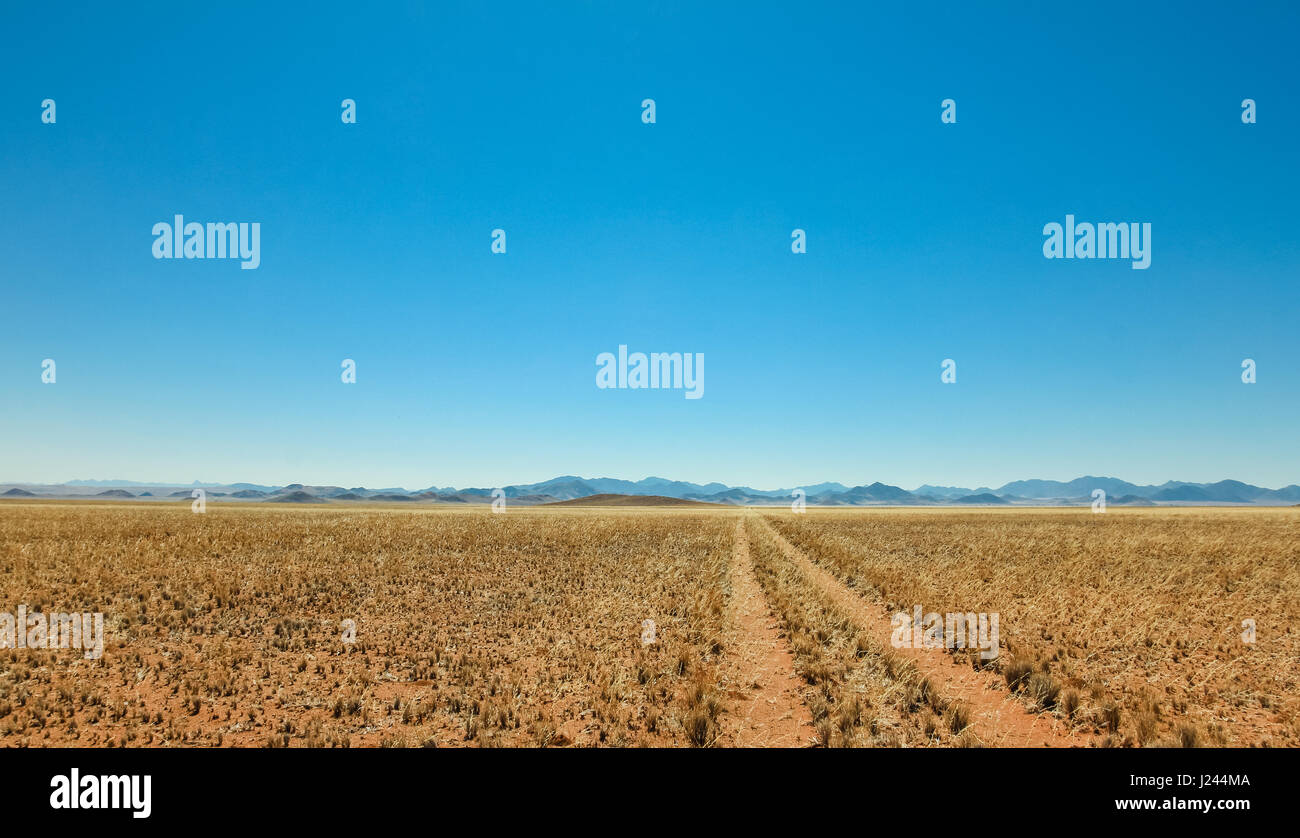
754,515,1091,748
717,518,815,747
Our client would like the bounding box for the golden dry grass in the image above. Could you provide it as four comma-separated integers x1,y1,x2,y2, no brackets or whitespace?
743,516,943,747
0,501,1294,747
765,507,1300,746
0,503,729,747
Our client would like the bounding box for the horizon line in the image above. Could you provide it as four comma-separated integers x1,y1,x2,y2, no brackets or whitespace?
4,473,1299,493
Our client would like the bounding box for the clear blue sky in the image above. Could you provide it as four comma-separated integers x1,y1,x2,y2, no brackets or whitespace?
2,1,1297,490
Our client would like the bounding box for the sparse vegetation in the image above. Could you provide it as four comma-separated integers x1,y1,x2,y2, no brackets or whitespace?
764,507,1300,746
742,517,940,747
0,503,730,747
1,501,1292,747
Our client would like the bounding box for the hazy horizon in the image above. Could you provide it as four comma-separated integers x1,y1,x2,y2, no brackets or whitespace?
5,471,1298,495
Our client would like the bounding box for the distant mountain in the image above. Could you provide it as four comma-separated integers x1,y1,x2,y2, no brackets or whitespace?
993,476,1145,499
498,475,738,500
1151,483,1251,503
1263,485,1300,503
505,477,599,500
694,488,759,505
797,482,851,495
542,493,723,508
1112,495,1156,506
5,475,1299,506
609,476,732,496
952,493,1009,505
843,482,917,503
913,484,975,498
227,482,280,493
267,491,327,504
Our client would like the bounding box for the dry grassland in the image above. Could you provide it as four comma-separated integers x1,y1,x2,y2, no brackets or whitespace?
0,504,730,747
766,507,1300,746
1,502,1293,747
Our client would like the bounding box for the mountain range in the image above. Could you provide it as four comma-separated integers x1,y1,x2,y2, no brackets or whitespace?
4,475,1299,506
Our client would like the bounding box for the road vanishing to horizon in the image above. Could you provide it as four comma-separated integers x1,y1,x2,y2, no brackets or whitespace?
1,0,1294,826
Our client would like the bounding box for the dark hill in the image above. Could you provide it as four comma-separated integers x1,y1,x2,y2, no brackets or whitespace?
951,493,1009,504
268,491,327,504
541,494,723,508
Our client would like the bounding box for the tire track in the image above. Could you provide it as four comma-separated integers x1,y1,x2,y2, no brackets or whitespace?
717,517,815,747
753,514,1091,748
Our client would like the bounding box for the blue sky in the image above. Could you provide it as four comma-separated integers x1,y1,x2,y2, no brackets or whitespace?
2,1,1297,490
